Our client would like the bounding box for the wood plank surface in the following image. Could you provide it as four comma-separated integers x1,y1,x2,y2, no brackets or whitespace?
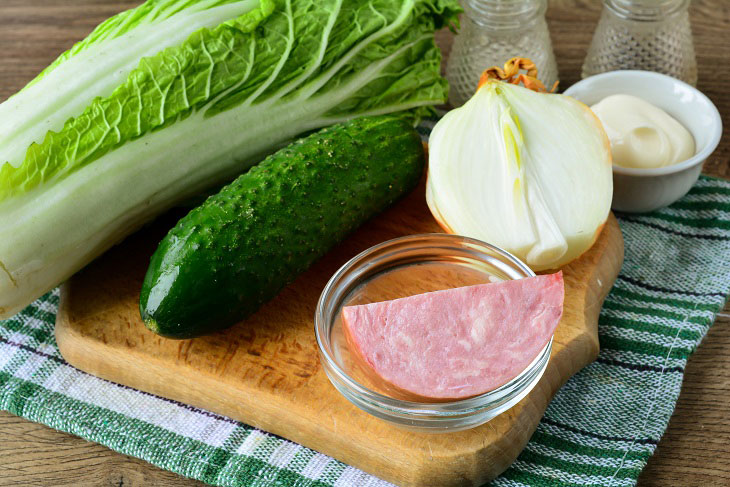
0,0,728,486
52,187,622,487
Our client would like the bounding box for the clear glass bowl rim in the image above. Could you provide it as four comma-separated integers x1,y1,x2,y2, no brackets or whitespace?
314,233,553,419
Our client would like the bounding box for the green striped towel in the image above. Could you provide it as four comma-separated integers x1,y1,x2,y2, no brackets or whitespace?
1,166,729,486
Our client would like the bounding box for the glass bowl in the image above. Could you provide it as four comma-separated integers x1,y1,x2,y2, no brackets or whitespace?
314,234,553,433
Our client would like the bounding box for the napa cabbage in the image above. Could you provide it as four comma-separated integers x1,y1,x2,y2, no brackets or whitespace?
0,0,460,318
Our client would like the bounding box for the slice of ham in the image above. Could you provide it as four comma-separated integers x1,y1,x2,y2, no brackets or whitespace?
342,271,564,402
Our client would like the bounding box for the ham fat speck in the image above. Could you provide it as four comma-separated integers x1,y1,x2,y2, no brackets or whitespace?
342,272,564,401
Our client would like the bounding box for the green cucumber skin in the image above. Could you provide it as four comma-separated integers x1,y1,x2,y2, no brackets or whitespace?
140,116,425,339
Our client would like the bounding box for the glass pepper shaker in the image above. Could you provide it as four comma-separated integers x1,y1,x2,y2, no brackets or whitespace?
446,0,558,107
582,0,697,85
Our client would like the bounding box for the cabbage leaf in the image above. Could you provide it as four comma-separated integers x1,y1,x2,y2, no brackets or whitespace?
0,0,460,318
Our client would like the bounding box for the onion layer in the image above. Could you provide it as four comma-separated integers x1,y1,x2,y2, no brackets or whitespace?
427,58,612,271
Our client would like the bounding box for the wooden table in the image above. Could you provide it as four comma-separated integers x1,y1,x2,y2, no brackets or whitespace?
0,1,728,486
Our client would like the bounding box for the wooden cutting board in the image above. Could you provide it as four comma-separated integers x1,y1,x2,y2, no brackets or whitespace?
55,178,624,487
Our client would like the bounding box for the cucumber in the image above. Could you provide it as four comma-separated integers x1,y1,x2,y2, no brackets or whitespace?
139,116,425,338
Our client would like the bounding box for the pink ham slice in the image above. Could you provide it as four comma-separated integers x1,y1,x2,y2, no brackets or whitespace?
342,272,564,402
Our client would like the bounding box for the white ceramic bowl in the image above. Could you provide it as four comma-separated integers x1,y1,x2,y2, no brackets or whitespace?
564,71,722,213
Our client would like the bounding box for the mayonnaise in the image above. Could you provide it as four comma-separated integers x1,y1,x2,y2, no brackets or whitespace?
590,94,695,169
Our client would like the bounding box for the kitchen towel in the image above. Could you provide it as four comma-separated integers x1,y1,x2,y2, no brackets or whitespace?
1,168,729,486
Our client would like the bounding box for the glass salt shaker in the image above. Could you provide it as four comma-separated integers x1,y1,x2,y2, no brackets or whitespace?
446,0,558,107
582,0,697,85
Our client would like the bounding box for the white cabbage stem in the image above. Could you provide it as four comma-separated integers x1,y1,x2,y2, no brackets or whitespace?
426,58,612,271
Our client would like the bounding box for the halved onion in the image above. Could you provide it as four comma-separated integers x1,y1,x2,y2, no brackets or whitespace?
426,58,612,271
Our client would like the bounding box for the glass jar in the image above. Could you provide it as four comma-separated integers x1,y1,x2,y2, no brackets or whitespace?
582,0,697,85
446,0,558,107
